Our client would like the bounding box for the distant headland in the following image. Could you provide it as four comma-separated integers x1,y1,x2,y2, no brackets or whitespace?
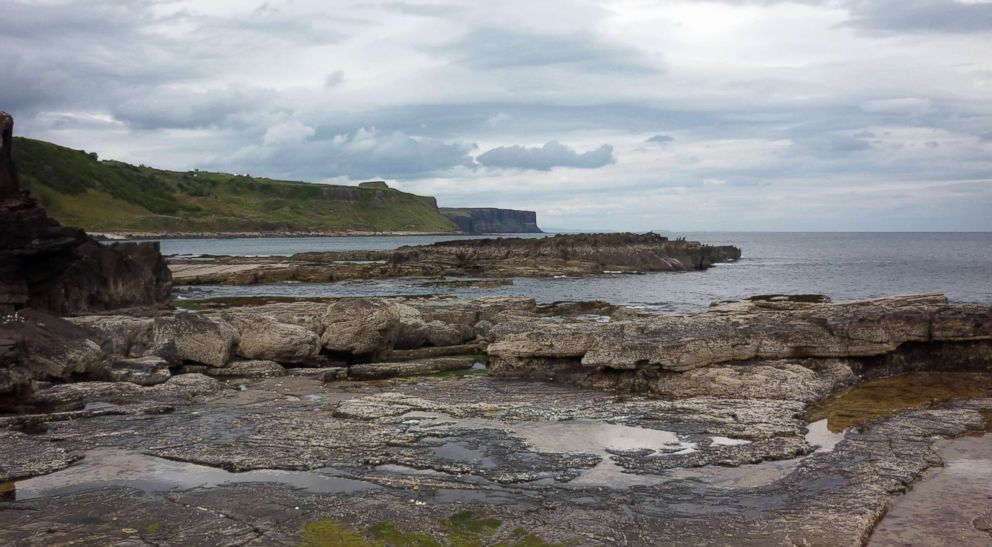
12,137,543,237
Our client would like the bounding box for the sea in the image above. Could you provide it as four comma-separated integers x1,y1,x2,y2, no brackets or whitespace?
146,232,992,314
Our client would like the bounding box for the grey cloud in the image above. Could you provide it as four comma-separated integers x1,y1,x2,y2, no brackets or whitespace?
705,0,992,34
325,71,346,88
646,134,675,144
477,141,616,171
112,87,279,130
845,0,992,34
375,1,464,17
224,127,476,181
440,27,661,74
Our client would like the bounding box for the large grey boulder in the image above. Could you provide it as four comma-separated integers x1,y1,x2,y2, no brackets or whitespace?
223,313,320,363
319,299,400,360
153,313,238,367
69,316,155,356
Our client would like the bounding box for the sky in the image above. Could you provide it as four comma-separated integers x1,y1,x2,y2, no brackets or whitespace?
2,0,991,231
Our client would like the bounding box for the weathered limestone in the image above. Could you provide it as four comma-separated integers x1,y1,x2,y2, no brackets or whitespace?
320,299,401,360
68,315,155,356
153,313,239,367
223,312,320,363
488,294,992,398
28,373,224,409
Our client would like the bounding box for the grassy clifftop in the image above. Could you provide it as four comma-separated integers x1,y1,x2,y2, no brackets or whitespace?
12,137,458,233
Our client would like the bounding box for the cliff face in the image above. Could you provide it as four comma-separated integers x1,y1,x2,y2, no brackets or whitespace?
440,207,542,233
0,112,172,315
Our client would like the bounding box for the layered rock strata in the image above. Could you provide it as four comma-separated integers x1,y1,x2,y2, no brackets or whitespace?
487,294,992,400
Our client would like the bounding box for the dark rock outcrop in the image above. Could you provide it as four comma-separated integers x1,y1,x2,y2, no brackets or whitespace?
0,112,172,315
441,207,541,233
170,232,741,284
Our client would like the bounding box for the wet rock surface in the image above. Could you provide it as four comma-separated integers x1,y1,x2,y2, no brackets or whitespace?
2,292,991,544
0,371,989,545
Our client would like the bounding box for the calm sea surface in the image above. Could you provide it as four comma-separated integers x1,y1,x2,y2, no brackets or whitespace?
160,232,992,313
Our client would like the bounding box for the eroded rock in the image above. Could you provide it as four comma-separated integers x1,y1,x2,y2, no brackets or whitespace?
488,295,992,398
154,313,238,367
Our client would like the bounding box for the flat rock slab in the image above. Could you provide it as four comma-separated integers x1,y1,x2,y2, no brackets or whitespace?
1,374,990,546
348,358,477,380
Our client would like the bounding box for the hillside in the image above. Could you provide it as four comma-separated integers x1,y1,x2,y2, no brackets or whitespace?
12,137,458,234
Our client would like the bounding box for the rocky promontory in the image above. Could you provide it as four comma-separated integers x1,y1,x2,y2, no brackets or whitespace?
169,232,742,285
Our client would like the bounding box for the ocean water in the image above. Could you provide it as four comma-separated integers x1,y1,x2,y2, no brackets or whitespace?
144,233,548,257
165,232,992,313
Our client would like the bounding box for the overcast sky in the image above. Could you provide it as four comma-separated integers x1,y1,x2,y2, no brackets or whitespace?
3,0,991,231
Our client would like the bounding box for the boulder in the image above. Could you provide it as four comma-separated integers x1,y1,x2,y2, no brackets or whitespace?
646,360,855,402
319,299,400,360
425,320,471,347
393,303,430,350
223,312,320,363
69,315,155,356
153,313,238,367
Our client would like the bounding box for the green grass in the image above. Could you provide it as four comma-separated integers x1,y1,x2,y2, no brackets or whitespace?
13,137,459,234
300,512,569,546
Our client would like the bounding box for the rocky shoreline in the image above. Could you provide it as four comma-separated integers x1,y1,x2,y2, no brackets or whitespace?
1,292,989,545
168,232,742,285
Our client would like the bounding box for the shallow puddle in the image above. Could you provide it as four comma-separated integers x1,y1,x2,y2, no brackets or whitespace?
869,434,992,546
11,448,379,501
806,372,992,432
511,420,699,488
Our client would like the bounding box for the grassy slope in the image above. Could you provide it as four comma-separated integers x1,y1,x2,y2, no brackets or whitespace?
13,137,458,233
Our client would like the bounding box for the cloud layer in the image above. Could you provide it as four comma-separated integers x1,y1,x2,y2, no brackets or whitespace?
1,0,990,230
477,141,616,170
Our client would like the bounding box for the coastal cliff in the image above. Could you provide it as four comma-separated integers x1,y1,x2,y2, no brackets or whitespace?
12,137,458,234
440,207,542,233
